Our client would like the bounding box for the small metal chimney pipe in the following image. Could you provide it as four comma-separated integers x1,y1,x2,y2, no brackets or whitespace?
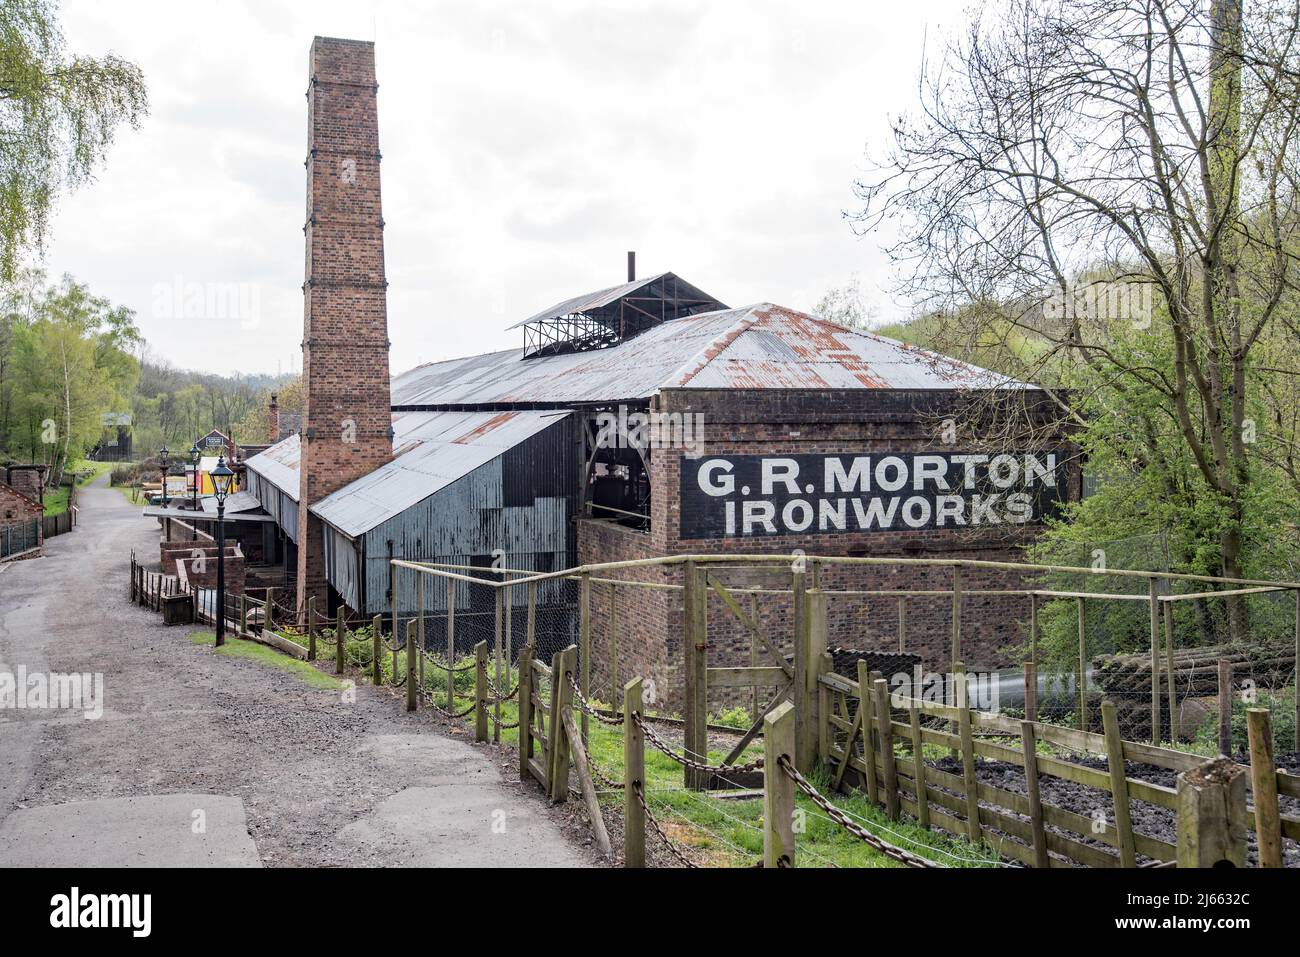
627,251,635,283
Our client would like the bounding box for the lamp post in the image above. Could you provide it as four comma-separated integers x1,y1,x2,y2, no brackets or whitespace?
189,443,201,512
158,446,170,508
211,455,234,647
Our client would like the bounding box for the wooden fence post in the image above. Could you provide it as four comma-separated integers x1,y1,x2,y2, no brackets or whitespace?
371,614,382,685
417,573,426,696
1028,593,1037,669
579,572,591,744
475,640,489,742
857,660,878,805
494,588,504,745
1246,708,1282,868
307,595,317,661
1149,577,1161,745
1024,660,1037,723
1164,602,1177,743
908,704,929,829
446,577,456,708
897,595,906,653
1176,757,1247,868
954,662,981,843
518,643,534,781
683,560,708,790
796,587,827,773
1020,720,1049,867
1295,589,1299,750
1076,596,1087,731
624,677,645,868
335,607,345,675
950,565,962,671
608,582,619,713
548,645,575,802
1217,659,1232,756
1101,700,1137,867
763,700,797,869
265,586,276,631
405,620,417,712
873,678,899,820
240,593,248,637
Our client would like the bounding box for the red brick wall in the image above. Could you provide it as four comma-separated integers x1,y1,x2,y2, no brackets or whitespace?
177,548,246,595
0,482,43,557
576,387,1079,712
296,36,392,616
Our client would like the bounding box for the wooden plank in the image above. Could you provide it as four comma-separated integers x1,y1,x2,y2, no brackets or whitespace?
579,572,590,745
518,643,534,782
683,560,707,790
624,678,645,868
832,692,863,792
474,640,489,742
1246,709,1283,867
874,678,899,820
560,707,613,858
856,661,878,805
447,577,456,712
955,663,981,842
1101,700,1137,867
908,706,929,829
548,646,575,802
1149,577,1161,745
1077,597,1087,731
1021,721,1049,867
763,701,797,868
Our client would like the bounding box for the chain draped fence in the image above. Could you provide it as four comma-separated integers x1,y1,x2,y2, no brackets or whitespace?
125,548,1300,868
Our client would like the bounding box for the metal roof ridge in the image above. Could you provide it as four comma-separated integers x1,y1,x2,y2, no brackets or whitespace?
665,304,766,388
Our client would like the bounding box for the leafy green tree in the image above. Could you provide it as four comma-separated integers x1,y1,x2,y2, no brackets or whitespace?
0,0,147,282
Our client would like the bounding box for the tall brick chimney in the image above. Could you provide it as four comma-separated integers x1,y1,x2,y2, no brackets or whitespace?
268,393,280,442
296,37,393,617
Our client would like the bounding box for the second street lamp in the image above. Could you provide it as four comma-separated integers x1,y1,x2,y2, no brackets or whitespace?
189,443,201,512
158,445,170,508
211,455,234,647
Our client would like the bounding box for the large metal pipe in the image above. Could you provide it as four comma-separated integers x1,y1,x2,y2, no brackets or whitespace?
627,250,635,282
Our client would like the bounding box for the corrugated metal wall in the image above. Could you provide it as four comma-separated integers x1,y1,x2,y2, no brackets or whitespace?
245,468,299,544
362,415,577,619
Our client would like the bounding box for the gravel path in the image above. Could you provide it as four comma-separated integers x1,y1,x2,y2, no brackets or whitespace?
0,476,597,867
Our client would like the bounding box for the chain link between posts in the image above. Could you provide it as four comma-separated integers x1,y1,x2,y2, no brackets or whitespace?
775,755,938,869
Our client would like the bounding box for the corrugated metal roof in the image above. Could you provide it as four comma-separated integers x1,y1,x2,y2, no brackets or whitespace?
508,272,673,329
393,302,1029,407
243,433,301,502
201,490,262,514
312,409,572,538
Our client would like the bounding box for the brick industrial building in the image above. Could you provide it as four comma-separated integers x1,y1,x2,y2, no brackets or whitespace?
243,37,1079,697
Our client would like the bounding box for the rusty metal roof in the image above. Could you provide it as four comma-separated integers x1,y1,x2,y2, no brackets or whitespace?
392,303,1029,407
312,409,571,537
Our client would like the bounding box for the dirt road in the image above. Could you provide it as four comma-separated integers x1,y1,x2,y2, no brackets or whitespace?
0,476,593,867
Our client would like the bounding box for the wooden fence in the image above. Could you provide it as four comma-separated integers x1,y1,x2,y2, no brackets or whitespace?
815,661,1299,867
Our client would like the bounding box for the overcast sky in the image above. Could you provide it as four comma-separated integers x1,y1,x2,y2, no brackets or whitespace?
41,0,971,378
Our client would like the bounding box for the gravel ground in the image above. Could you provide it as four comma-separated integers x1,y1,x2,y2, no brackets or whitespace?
929,749,1300,867
0,476,598,868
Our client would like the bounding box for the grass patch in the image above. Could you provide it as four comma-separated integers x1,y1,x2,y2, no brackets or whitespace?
42,460,114,515
186,631,344,690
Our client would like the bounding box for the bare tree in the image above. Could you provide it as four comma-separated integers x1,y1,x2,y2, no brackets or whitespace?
856,0,1300,640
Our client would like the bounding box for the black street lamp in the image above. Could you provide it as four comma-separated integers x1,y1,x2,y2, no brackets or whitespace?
158,446,170,507
189,443,201,512
211,455,235,647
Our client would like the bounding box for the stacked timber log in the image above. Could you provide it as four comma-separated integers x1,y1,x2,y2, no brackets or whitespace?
1093,641,1295,741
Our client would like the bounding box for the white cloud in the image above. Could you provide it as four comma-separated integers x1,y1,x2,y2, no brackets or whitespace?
40,0,970,376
